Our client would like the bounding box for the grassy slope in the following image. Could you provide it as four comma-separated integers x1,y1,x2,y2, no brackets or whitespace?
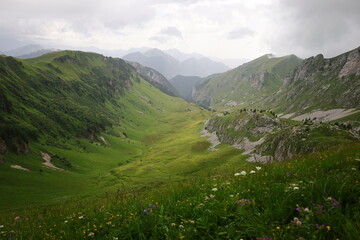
0,52,249,210
193,54,302,110
0,144,359,239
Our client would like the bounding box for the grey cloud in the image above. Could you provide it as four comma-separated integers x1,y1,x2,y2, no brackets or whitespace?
0,0,156,43
159,27,183,38
271,0,360,57
227,28,254,39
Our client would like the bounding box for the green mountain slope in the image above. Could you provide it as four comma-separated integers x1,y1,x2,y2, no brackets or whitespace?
0,51,211,208
169,74,212,100
192,54,302,109
262,46,360,114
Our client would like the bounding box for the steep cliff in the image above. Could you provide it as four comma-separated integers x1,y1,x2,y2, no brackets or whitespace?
126,61,180,97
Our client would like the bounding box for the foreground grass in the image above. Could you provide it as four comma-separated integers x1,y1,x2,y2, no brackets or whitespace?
1,143,359,239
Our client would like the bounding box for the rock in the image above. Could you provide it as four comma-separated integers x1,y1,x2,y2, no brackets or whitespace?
339,47,360,77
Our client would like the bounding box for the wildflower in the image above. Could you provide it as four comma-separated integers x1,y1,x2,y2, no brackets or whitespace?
212,188,218,192
204,196,210,201
304,207,310,213
88,232,95,237
0,225,3,228
189,220,195,224
236,198,250,205
179,225,184,229
293,217,302,226
293,187,299,190
14,216,20,221
250,170,256,174
256,166,262,170
234,173,241,176
78,216,84,219
64,220,68,223
229,194,234,198
327,226,331,231
240,171,247,175
351,168,356,171
180,236,185,239
171,223,176,227
209,194,215,198
287,173,292,177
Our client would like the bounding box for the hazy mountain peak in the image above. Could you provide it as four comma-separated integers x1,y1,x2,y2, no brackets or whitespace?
144,48,167,57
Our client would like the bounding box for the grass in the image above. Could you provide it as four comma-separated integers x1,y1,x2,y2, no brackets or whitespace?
0,143,359,239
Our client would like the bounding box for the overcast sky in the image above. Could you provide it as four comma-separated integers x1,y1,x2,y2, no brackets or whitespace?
0,0,359,60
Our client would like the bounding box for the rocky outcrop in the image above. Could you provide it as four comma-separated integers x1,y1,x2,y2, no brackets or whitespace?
127,61,180,97
267,46,360,112
339,47,360,77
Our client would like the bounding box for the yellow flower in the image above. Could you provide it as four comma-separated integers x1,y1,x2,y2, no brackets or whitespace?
327,226,331,231
180,236,185,239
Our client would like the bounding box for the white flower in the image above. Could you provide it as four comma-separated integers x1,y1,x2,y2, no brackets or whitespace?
0,225,3,228
234,173,241,176
293,187,299,190
240,171,247,176
351,168,356,171
179,225,184,229
209,194,215,198
229,195,234,198
171,223,176,227
204,196,210,201
256,166,262,171
64,220,68,223
212,188,218,192
250,170,256,174
304,208,310,213
78,216,84,219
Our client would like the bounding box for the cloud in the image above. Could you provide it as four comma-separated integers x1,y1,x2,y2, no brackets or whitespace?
159,27,183,38
0,0,359,59
269,0,360,57
0,0,156,43
227,27,254,39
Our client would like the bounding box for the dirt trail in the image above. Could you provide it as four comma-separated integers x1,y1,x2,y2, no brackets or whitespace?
200,129,221,151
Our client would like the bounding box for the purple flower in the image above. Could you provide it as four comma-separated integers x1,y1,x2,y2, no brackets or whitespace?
287,173,292,177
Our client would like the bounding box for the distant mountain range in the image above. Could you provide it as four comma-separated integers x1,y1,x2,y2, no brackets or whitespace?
0,44,57,59
123,48,230,79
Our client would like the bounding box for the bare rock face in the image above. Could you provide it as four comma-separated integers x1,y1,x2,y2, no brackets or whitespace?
126,61,180,97
0,138,8,154
339,47,360,77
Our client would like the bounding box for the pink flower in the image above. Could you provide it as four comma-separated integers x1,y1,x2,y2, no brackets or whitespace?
14,216,20,221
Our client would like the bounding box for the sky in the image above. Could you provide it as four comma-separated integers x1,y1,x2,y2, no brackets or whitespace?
0,0,359,60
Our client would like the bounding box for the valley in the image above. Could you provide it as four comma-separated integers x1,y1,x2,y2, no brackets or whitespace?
0,47,359,239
